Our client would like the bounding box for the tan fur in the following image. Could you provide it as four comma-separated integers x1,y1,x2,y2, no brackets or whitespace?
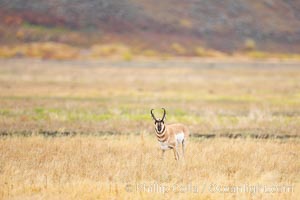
155,123,189,160
151,108,189,160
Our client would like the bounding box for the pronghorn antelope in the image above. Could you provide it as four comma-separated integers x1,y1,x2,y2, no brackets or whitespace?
151,108,189,160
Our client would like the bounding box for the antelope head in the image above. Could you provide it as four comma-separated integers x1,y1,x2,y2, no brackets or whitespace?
151,108,166,134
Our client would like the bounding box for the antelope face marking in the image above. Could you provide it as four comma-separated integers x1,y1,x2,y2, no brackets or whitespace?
155,119,165,133
151,108,166,134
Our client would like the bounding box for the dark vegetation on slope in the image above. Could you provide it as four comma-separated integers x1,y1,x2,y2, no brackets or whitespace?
0,0,300,54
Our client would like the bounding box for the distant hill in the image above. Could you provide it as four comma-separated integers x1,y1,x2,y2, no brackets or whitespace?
0,0,299,54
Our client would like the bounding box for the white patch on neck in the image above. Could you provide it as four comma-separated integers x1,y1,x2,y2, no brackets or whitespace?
159,141,170,150
175,132,184,144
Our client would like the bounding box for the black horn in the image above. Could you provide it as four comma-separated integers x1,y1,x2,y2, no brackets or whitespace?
161,108,166,121
151,109,157,121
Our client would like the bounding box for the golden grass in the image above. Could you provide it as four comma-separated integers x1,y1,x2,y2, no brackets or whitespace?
1,42,300,60
0,42,80,60
0,135,299,199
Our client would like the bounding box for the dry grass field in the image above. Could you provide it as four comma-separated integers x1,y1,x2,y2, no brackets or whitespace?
0,59,300,199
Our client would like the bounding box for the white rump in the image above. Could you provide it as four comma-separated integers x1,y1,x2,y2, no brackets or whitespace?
175,132,184,144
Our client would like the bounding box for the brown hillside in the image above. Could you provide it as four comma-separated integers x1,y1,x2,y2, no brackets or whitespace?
0,0,299,53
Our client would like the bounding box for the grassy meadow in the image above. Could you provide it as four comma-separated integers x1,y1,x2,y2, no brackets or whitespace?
0,59,299,199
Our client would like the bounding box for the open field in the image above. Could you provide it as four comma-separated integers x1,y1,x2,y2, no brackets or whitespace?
0,135,299,199
0,59,300,199
0,59,300,136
